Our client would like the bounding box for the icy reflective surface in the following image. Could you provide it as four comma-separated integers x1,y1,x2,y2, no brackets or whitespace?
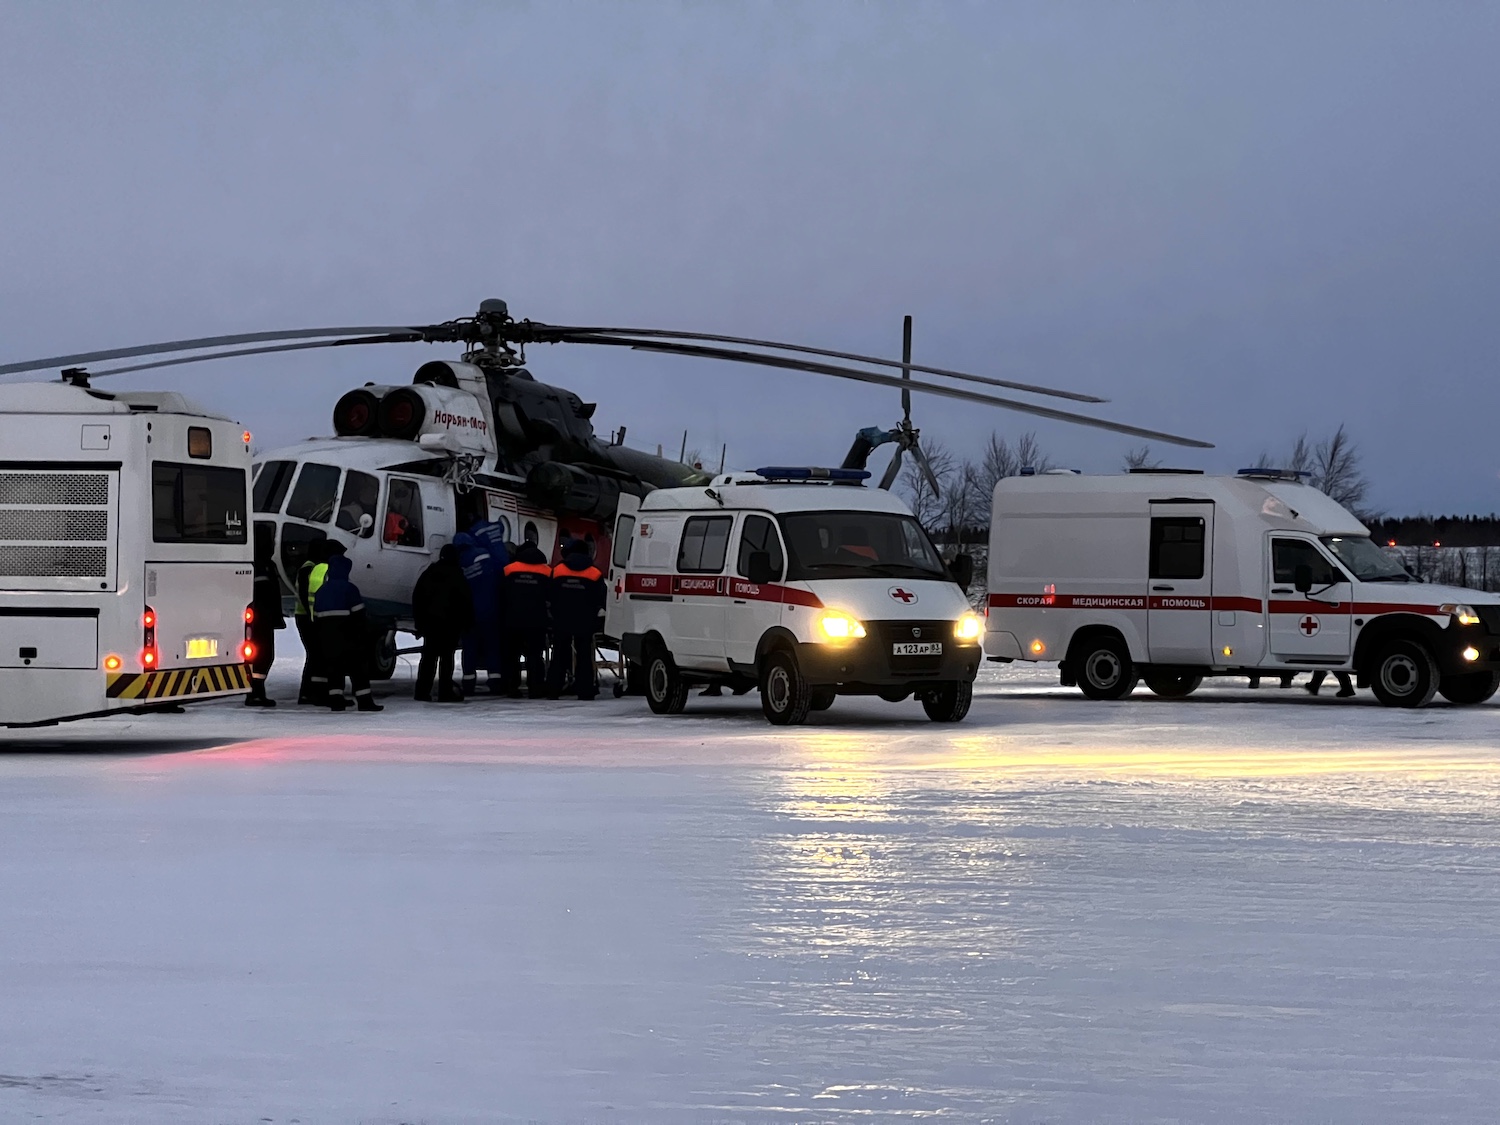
3,662,1499,1123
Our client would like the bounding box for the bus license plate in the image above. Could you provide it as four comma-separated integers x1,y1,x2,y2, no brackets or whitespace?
186,637,219,660
892,642,942,656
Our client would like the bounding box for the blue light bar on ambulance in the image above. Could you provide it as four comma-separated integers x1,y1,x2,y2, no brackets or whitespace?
1237,467,1313,482
754,466,871,482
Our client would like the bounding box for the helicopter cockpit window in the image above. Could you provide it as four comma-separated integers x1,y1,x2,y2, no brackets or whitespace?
336,471,380,537
383,478,425,548
285,463,341,524
252,460,296,514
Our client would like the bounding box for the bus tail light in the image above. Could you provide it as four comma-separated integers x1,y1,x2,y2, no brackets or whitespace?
141,606,158,669
243,604,255,662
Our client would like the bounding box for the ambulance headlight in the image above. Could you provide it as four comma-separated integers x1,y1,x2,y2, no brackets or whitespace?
954,612,984,642
816,610,867,641
1463,646,1481,662
1441,603,1482,626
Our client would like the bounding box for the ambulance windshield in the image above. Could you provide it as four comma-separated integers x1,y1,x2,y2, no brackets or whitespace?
1321,535,1413,582
780,511,947,581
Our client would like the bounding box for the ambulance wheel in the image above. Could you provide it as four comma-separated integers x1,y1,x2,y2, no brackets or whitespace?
1438,669,1500,706
1143,670,1203,699
645,647,689,715
1074,634,1137,701
921,679,972,722
1369,638,1438,708
809,688,836,712
760,649,812,725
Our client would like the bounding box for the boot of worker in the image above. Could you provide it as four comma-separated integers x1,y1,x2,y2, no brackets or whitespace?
244,677,277,708
354,689,383,712
1335,673,1356,699
486,672,505,696
326,692,348,712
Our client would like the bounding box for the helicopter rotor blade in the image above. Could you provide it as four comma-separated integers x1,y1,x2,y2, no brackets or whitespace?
535,324,1107,403
72,334,424,380
900,315,912,423
0,326,427,378
879,445,905,491
911,438,943,499
563,333,1214,449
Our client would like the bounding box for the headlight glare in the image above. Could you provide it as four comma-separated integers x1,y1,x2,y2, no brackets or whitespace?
817,610,866,640
1441,603,1482,626
954,612,983,642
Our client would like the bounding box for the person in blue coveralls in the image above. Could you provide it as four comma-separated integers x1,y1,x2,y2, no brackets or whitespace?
313,552,383,712
453,531,503,696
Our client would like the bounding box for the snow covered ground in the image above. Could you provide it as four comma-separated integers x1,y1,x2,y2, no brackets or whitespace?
2,650,1499,1124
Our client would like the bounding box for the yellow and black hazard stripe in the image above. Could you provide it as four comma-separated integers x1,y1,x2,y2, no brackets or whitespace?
106,662,252,701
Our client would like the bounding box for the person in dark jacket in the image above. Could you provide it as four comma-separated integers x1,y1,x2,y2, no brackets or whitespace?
412,544,474,702
313,553,383,712
547,539,606,701
246,523,287,707
469,517,511,572
502,541,552,697
294,539,339,705
453,532,503,695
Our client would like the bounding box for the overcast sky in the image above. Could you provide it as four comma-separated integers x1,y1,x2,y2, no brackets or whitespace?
3,3,1499,513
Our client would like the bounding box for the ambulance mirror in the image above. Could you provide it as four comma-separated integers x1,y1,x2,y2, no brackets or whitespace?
950,553,975,592
746,551,775,585
1294,564,1313,594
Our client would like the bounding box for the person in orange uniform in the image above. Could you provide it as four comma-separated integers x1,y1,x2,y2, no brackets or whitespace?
547,538,606,701
501,541,553,698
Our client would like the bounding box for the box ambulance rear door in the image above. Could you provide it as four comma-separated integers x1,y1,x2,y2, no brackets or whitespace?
602,494,641,643
1147,501,1214,664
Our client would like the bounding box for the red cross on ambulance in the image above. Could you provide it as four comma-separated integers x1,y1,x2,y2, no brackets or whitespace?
1299,614,1321,637
889,586,917,604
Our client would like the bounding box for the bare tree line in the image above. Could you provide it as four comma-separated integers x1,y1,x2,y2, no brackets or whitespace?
897,423,1374,542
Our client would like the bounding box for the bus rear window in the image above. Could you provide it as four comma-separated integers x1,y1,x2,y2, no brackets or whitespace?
152,463,248,544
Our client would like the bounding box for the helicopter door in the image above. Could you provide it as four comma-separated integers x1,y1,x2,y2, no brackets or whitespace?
376,477,434,606
602,494,642,644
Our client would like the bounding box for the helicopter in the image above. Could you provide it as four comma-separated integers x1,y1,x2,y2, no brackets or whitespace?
0,299,1213,678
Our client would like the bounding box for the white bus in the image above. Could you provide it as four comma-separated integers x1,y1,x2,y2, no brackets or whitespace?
1,380,254,727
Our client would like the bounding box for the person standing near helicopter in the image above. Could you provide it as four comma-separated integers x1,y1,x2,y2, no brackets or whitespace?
502,540,553,697
294,539,340,705
546,537,606,701
454,531,504,695
246,523,286,707
313,552,383,712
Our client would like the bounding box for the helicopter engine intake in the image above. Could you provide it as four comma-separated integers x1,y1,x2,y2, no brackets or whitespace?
332,385,397,437
374,384,492,454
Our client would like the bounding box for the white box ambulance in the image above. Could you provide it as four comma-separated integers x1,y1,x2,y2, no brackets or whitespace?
606,467,984,724
984,469,1500,708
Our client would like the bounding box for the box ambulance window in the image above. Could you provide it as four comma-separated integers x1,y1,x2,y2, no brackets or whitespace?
678,515,734,573
1273,538,1341,586
612,516,635,568
187,426,213,459
383,478,425,547
152,462,248,544
252,460,296,514
737,514,784,580
1150,517,1205,580
335,471,380,536
285,463,341,524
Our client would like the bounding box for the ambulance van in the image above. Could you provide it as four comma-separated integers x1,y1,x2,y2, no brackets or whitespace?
984,469,1500,708
607,468,984,724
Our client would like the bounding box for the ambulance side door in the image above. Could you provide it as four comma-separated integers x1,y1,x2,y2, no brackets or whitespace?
725,512,787,668
1267,536,1354,660
1146,502,1215,664
672,513,734,668
602,494,642,643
